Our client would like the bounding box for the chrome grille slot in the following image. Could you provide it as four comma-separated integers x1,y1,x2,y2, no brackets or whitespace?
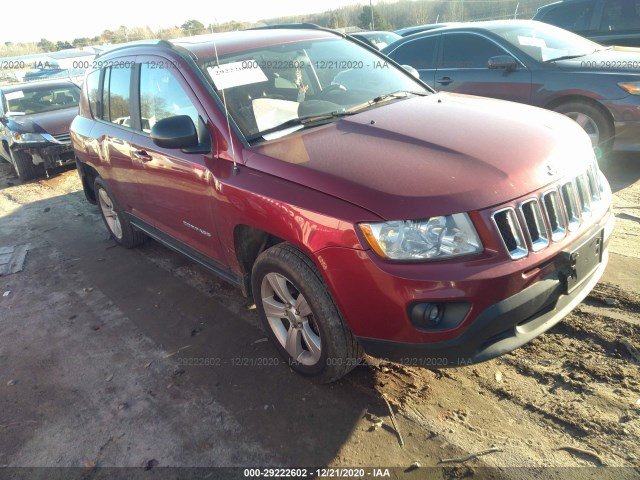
542,190,566,242
560,182,580,231
519,199,549,251
586,165,601,202
492,208,528,260
576,174,592,216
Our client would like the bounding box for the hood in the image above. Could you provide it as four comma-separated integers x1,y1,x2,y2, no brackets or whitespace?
556,46,640,73
6,108,77,136
244,93,593,220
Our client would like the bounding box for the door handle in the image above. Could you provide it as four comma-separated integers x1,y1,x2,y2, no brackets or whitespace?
133,150,153,162
436,77,452,85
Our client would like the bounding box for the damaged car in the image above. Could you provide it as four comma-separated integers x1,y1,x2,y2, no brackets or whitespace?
0,80,80,180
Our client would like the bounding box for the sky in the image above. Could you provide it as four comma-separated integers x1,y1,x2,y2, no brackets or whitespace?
2,0,365,44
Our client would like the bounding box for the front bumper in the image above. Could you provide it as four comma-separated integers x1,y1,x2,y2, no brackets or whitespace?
357,233,609,367
12,142,75,168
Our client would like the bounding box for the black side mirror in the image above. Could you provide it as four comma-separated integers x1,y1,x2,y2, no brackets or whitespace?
150,115,198,150
488,55,518,71
0,115,7,125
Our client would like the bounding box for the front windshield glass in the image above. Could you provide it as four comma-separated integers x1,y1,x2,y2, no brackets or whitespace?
199,37,429,141
492,22,603,62
4,84,80,115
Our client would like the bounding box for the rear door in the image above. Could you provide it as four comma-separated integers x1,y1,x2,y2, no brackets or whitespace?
93,61,139,210
434,32,532,104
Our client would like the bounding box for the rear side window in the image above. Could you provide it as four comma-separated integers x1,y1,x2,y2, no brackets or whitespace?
600,0,640,32
390,36,439,69
85,70,100,117
103,65,132,125
441,33,505,69
539,1,594,32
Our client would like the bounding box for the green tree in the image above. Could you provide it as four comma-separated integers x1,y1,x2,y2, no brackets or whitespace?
357,6,391,31
38,38,58,52
181,19,206,35
56,40,73,50
328,10,346,29
73,37,91,47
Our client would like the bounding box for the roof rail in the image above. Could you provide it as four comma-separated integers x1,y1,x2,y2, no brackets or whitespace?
248,23,345,37
94,39,176,59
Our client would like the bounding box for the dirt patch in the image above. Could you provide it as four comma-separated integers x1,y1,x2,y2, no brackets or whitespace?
0,157,639,474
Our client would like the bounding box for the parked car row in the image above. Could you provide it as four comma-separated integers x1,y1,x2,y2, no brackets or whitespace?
69,25,614,382
0,80,80,180
383,20,640,154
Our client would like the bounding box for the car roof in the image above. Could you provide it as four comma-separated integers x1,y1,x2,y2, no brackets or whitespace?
536,0,591,12
392,19,550,38
0,79,78,93
98,28,342,63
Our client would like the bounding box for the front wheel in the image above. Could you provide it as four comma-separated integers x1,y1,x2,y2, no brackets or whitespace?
10,150,39,181
252,243,362,383
553,101,613,155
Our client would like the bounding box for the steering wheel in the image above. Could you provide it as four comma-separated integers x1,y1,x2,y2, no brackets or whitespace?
319,83,347,100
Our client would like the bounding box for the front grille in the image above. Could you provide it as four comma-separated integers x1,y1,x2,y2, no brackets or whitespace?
52,133,71,144
493,162,606,260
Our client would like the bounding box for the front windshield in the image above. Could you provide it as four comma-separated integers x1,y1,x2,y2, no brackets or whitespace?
200,37,429,141
4,84,80,115
492,22,603,62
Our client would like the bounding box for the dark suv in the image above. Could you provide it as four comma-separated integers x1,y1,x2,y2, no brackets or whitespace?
1,80,80,180
70,27,614,382
534,0,640,47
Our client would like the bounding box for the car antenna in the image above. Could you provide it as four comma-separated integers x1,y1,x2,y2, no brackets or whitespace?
212,38,239,176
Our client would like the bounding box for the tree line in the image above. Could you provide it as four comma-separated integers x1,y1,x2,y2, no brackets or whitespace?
1,0,554,57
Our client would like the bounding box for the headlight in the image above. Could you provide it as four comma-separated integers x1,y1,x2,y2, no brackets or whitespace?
13,132,46,143
359,213,483,261
618,82,640,95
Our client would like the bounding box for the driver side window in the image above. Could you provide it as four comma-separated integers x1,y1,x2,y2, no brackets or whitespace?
441,33,506,69
139,63,198,133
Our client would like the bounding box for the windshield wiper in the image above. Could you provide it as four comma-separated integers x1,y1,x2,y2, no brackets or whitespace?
543,54,588,63
371,90,429,104
246,110,355,142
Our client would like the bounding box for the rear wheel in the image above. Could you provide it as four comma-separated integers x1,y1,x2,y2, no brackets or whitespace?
10,150,39,181
94,177,146,248
554,101,613,156
252,243,363,383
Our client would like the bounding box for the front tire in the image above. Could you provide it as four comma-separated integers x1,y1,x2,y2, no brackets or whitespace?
252,243,363,383
94,177,146,248
10,150,39,181
554,101,613,155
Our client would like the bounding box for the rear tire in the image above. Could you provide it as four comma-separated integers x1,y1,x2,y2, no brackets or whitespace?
94,177,146,248
252,243,363,383
10,150,38,181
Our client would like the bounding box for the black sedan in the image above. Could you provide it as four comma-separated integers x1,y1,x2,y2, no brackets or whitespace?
382,20,640,154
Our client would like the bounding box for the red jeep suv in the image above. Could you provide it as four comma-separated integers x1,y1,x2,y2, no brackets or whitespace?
70,26,614,382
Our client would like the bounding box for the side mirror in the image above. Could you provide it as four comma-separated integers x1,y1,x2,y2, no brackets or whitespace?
0,114,7,125
150,115,198,150
488,55,518,71
401,64,421,79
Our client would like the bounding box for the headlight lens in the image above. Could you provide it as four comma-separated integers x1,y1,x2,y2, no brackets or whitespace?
359,213,483,260
618,82,640,95
13,132,46,143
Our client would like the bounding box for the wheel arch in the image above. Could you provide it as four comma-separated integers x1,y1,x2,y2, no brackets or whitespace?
545,95,614,131
76,159,99,204
233,224,285,299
